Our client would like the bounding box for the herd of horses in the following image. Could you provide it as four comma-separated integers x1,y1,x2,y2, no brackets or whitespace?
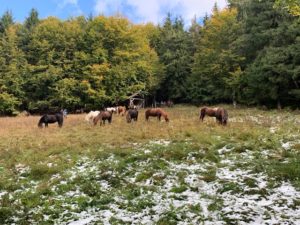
37,106,228,128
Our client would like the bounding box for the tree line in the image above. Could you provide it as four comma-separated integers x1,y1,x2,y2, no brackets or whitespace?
0,0,299,115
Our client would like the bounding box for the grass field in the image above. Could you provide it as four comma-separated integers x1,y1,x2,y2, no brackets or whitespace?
0,105,300,224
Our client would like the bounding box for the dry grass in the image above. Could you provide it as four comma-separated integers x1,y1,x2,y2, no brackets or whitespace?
1,105,300,224
0,105,299,170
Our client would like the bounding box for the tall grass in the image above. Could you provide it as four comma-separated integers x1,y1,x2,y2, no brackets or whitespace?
0,106,298,181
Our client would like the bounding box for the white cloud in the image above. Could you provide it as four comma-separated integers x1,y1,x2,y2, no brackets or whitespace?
57,0,83,16
58,0,78,9
93,0,228,25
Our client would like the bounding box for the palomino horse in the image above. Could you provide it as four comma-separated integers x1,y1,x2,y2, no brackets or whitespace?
126,109,138,123
38,112,64,128
117,106,126,116
145,108,169,122
85,111,100,124
200,107,228,125
93,111,113,126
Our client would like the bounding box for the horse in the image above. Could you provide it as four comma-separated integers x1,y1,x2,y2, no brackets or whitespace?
126,109,138,123
38,112,64,128
117,106,126,116
62,109,68,118
166,100,174,107
85,111,100,124
75,108,84,114
145,108,169,122
106,107,117,114
199,107,228,125
93,111,113,126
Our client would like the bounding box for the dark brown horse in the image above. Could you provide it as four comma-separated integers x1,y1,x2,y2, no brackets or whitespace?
93,111,113,126
145,108,169,122
126,109,138,123
200,107,228,125
38,112,64,128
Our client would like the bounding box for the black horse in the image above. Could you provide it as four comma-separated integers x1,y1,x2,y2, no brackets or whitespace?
38,112,64,128
126,109,138,123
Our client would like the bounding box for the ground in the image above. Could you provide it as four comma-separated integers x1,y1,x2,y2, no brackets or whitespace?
0,106,300,224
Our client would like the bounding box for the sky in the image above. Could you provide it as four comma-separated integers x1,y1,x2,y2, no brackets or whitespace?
0,0,228,26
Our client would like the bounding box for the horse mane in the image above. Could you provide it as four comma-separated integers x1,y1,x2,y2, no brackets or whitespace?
38,115,46,127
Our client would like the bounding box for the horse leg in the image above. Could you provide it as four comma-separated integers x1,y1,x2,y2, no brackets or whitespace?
158,114,161,121
45,123,48,128
200,113,205,121
222,117,227,125
93,118,98,126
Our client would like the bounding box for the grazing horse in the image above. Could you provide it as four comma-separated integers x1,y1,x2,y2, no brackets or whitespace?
200,107,228,125
126,109,138,123
93,111,113,126
85,111,100,124
145,108,169,122
38,112,64,128
117,106,126,116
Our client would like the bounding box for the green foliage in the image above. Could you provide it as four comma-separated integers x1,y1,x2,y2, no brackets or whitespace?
233,0,300,108
153,14,193,102
0,92,20,115
274,0,300,15
0,10,14,34
188,8,243,104
0,3,299,113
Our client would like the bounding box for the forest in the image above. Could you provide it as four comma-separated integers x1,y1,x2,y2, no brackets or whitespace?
0,0,299,115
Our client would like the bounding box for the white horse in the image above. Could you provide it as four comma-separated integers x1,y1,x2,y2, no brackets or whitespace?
85,111,100,124
105,107,117,114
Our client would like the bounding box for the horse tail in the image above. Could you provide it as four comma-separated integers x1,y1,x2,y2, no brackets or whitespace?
57,114,64,127
200,107,206,121
222,109,228,125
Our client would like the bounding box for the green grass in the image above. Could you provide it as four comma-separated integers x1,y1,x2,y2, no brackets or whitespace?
0,105,299,224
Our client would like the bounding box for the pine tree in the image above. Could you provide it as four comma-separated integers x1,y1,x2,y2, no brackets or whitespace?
0,11,14,34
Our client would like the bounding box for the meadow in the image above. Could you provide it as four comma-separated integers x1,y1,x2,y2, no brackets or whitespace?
0,105,300,224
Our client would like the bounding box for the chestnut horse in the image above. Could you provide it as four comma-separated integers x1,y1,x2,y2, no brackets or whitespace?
117,106,126,116
145,108,169,122
200,107,228,125
93,111,113,126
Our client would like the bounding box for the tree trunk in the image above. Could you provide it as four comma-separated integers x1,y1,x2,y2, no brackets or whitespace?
232,91,237,108
277,99,282,110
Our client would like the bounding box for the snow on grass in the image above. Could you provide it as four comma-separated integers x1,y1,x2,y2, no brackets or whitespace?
68,215,95,225
149,139,171,146
51,146,300,224
3,139,300,224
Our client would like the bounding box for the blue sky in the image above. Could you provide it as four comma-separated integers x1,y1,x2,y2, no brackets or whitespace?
0,0,228,26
